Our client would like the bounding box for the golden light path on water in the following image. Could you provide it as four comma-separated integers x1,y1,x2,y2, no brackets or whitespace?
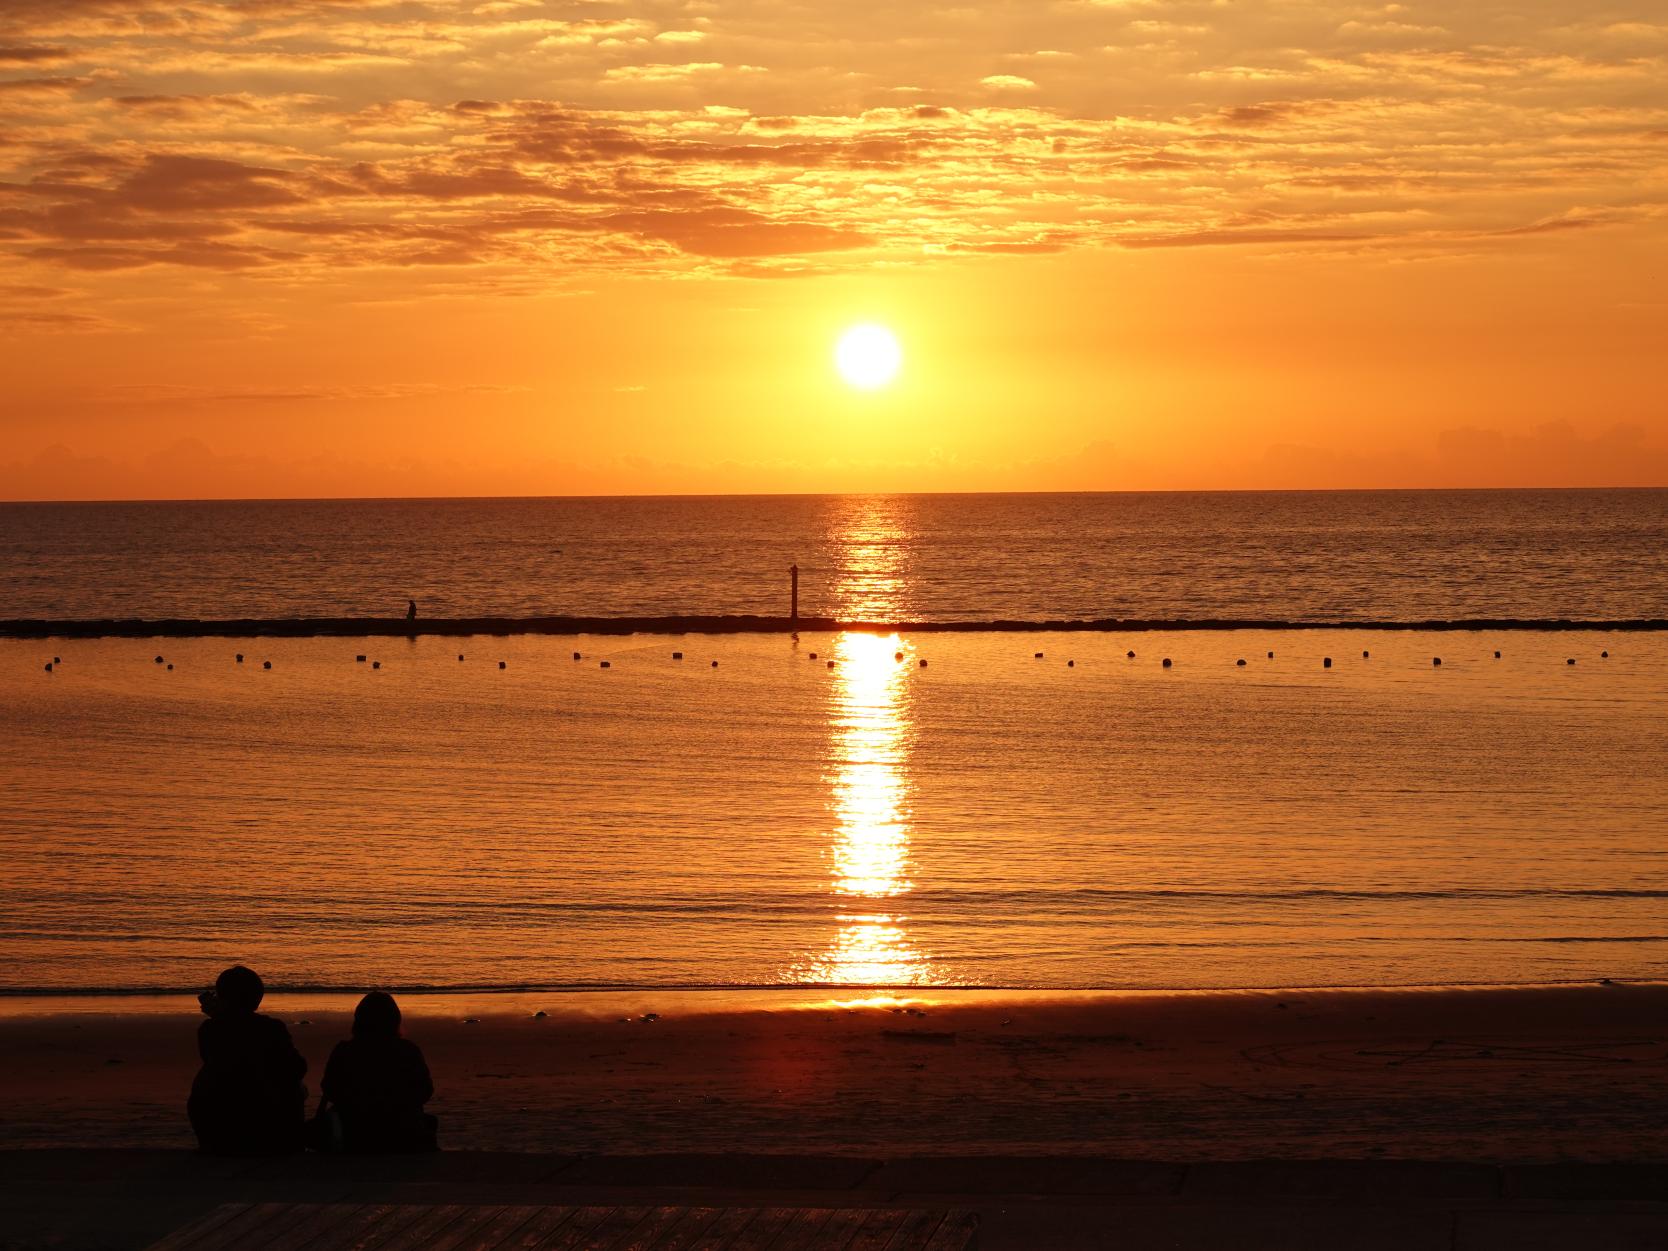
795,499,934,986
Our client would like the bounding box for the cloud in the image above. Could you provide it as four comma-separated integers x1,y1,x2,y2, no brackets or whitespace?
0,0,1663,288
0,44,72,65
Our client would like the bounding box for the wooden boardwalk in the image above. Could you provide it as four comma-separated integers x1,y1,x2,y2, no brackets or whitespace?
145,1202,979,1251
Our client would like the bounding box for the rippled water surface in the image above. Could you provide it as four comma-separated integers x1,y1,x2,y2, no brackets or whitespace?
3,626,1663,993
4,490,1666,621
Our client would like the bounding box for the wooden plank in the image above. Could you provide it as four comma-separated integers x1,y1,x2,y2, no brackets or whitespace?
445,1206,544,1251
490,1205,578,1250
549,1207,651,1251
878,1210,945,1251
145,1202,252,1251
802,1208,871,1251
326,1204,438,1251
520,1207,613,1251
762,1207,835,1250
921,1213,977,1251
299,1205,425,1251
644,1207,724,1250
680,1206,761,1250
250,1207,368,1251
711,1208,798,1251
598,1206,690,1251
843,1210,909,1251
194,1201,332,1251
419,1206,511,1251
372,1205,476,1251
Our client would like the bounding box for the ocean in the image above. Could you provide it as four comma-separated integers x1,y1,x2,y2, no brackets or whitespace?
1,490,1664,994
4,489,1667,623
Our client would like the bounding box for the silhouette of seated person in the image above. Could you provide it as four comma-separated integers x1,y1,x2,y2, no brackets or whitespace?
187,965,307,1155
320,992,438,1153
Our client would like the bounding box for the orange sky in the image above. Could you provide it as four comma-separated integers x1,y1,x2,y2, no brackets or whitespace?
2,0,1666,499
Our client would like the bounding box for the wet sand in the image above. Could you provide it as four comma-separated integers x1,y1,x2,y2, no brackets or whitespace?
3,985,1664,1161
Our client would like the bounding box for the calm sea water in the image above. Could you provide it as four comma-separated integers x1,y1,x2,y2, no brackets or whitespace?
1,491,1664,993
4,490,1666,622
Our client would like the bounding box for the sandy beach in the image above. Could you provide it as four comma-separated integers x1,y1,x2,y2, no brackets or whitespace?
4,984,1663,1162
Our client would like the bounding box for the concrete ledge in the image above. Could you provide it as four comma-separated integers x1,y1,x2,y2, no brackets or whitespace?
1502,1163,1668,1202
1185,1160,1500,1202
866,1156,1184,1198
552,1152,883,1191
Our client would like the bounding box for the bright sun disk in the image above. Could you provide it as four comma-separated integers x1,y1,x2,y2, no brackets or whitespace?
835,324,902,390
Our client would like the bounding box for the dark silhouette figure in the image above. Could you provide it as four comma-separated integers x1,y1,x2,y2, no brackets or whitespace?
187,966,307,1155
406,599,417,620
319,992,438,1153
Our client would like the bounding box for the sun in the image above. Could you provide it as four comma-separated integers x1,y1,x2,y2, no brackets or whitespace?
834,324,902,390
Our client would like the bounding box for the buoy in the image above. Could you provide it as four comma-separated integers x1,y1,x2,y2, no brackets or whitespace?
263,661,271,670
572,651,581,661
457,654,464,661
356,654,366,663
1362,650,1370,659
1127,650,1135,659
600,660,610,669
673,651,683,660
236,653,244,663
1162,658,1172,669
532,1010,547,1019
1267,651,1274,659
44,662,52,673
1323,657,1332,668
1567,658,1575,666
1067,660,1074,667
154,655,164,665
53,656,60,664
919,658,928,668
1601,650,1609,658
711,660,718,668
372,661,381,670
1035,652,1044,659
167,663,173,670
1433,657,1442,666
499,660,507,669
895,651,904,661
1236,659,1246,667
1494,651,1501,659
808,652,817,660
827,660,835,669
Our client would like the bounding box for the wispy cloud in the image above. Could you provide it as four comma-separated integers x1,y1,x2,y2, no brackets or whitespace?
0,0,1664,319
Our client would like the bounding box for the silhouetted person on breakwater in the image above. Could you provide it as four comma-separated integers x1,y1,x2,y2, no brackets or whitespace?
318,992,437,1153
406,599,417,620
187,965,307,1155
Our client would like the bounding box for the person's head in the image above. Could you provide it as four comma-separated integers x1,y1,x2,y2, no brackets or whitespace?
352,991,401,1040
213,965,264,1014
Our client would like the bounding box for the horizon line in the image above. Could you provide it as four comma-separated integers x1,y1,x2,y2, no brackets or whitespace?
4,483,1667,506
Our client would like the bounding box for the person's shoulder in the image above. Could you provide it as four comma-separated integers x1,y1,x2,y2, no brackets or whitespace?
253,1012,296,1040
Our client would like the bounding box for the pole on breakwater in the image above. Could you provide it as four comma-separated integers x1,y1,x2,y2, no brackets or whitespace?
790,564,799,624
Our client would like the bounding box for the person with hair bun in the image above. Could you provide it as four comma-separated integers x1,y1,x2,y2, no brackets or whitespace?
187,965,307,1154
317,992,438,1153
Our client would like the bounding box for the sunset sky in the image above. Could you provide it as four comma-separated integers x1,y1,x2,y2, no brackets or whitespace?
2,0,1666,499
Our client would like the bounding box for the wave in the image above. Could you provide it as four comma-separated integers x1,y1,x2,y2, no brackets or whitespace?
3,614,1665,638
3,971,1662,998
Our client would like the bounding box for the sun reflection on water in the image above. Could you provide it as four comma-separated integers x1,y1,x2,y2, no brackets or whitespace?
795,625,935,986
